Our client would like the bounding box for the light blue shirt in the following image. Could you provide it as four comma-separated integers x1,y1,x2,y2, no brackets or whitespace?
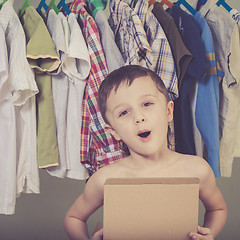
194,11,224,177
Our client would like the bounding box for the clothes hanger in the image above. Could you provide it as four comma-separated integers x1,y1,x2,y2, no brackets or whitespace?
48,0,60,14
148,0,156,8
216,0,232,12
198,0,232,12
175,0,197,15
198,0,207,4
36,0,49,13
0,0,8,9
37,0,60,14
149,0,173,9
87,0,108,18
160,0,173,8
133,0,138,7
19,0,31,16
57,0,71,15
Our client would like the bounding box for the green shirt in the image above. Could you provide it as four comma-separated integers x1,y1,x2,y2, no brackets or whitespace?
22,6,61,168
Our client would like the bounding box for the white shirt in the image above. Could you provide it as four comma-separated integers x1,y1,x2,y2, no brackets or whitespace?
47,11,90,180
0,23,16,215
0,1,39,214
46,10,69,178
219,20,240,177
65,13,90,180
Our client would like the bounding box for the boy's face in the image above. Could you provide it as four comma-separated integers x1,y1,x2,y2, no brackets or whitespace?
104,76,174,157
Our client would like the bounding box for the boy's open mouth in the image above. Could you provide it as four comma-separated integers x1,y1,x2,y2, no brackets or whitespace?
138,131,151,138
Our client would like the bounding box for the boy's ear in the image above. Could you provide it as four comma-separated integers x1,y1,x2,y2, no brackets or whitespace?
104,124,121,141
167,100,174,122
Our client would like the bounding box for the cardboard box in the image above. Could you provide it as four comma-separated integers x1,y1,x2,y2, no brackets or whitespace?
103,177,200,240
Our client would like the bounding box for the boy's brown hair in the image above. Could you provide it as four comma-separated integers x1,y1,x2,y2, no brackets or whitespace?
98,65,170,124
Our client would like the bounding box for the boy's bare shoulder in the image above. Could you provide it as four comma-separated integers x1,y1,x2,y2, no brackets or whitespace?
89,158,127,186
176,152,213,180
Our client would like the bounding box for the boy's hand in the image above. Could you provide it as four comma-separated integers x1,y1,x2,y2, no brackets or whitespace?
91,228,103,240
189,226,214,240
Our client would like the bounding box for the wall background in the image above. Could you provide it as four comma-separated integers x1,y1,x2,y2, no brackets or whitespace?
0,0,239,239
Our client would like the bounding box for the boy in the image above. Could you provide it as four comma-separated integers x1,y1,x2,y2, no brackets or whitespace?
64,65,227,240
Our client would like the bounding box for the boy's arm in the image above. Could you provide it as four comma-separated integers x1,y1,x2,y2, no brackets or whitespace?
190,159,227,239
64,172,104,240
200,163,227,237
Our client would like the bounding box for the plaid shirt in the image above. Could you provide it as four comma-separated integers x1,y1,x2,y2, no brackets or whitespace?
109,0,153,67
70,0,124,174
135,0,178,100
110,0,178,101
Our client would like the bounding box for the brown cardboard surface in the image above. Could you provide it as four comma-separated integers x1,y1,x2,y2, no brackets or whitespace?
103,178,200,240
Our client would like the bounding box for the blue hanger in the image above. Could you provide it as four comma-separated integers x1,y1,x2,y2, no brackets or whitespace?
175,0,197,15
57,0,71,15
198,0,207,4
216,0,232,12
36,0,49,12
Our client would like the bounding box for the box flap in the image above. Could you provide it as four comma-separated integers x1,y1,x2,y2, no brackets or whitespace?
105,177,200,185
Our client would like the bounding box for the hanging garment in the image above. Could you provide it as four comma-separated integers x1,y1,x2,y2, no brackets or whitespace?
196,2,240,177
108,0,153,67
167,4,210,156
228,19,240,158
192,11,223,177
230,9,240,157
152,2,193,88
200,1,237,119
46,10,90,180
0,23,16,215
46,9,69,178
0,1,39,214
219,23,240,176
65,12,91,179
94,10,125,73
20,6,61,169
198,0,239,177
70,0,125,174
125,0,179,101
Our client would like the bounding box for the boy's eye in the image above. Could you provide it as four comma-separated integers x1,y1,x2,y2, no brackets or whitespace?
119,110,129,117
143,102,153,107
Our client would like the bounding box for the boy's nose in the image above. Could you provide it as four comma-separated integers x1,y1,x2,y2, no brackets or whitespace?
134,112,146,124
135,118,145,124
